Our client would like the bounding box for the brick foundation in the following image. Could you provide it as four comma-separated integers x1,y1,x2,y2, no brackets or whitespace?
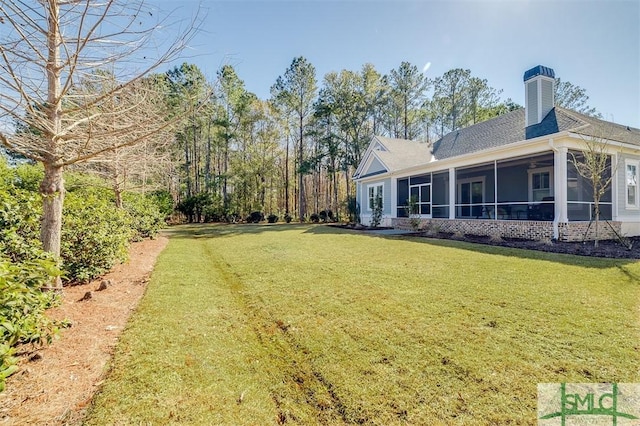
392,218,622,242
557,221,622,242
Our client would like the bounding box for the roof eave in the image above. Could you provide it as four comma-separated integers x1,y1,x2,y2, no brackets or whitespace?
567,131,640,152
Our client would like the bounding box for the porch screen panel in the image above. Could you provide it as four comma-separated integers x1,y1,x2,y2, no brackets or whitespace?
567,151,613,221
456,164,494,218
410,174,431,185
397,178,409,217
496,163,528,202
432,171,449,218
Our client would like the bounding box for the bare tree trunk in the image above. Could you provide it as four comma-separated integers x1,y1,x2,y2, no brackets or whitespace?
114,187,123,209
594,191,600,248
404,95,409,139
333,161,339,218
193,123,199,194
40,164,64,288
40,164,64,258
184,137,191,198
205,121,212,193
285,136,290,215
223,133,229,211
314,139,320,215
298,116,305,221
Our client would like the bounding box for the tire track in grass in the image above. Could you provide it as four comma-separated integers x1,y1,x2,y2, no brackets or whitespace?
205,244,351,425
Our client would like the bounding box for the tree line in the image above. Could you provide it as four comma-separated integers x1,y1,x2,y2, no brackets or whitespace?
165,60,517,223
162,58,598,223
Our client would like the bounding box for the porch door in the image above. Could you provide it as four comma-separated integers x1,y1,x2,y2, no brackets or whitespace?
458,180,483,217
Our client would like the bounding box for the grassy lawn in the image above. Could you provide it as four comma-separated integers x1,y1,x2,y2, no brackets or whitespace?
85,224,640,425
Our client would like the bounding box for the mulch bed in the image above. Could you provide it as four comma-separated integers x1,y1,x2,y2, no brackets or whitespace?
331,223,640,259
440,234,640,259
0,236,169,426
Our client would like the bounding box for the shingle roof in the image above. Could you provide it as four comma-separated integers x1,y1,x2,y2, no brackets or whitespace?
431,106,640,160
371,136,431,173
432,109,525,159
559,108,640,145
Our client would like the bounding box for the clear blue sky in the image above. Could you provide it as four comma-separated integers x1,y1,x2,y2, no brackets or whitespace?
152,0,640,128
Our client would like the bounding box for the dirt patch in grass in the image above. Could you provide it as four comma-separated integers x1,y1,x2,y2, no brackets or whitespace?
0,236,168,426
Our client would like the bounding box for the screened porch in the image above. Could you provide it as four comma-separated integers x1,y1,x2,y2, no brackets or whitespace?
396,151,612,222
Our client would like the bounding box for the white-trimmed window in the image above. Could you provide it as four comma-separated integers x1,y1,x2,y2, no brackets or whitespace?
626,160,639,208
367,184,383,211
528,167,553,202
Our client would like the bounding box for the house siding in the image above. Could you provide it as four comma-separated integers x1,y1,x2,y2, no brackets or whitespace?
541,79,554,118
359,178,392,226
526,81,538,125
367,157,386,175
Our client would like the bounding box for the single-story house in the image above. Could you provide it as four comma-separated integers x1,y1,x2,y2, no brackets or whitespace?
354,65,640,241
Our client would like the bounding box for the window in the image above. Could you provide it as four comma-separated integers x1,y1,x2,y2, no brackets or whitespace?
368,184,383,211
528,167,553,202
626,161,639,208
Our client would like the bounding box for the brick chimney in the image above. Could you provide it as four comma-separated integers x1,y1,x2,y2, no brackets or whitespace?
523,65,555,127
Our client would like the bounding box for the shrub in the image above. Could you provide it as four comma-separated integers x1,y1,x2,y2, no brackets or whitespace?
122,192,165,241
203,204,224,223
345,196,361,224
408,196,421,231
284,213,292,223
0,188,45,264
148,189,174,218
13,162,43,192
225,212,241,223
246,211,264,223
61,191,131,283
310,213,320,223
370,194,383,228
319,210,334,223
267,214,278,223
0,256,63,392
176,193,212,223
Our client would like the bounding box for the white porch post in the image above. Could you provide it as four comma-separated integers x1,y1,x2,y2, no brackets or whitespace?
554,146,568,223
390,177,397,225
449,167,456,219
611,153,618,221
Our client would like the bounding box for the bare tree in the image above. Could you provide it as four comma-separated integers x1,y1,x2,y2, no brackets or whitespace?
71,72,177,207
0,1,200,287
570,132,617,248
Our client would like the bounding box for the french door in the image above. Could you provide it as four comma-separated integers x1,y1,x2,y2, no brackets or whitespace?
458,179,484,217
